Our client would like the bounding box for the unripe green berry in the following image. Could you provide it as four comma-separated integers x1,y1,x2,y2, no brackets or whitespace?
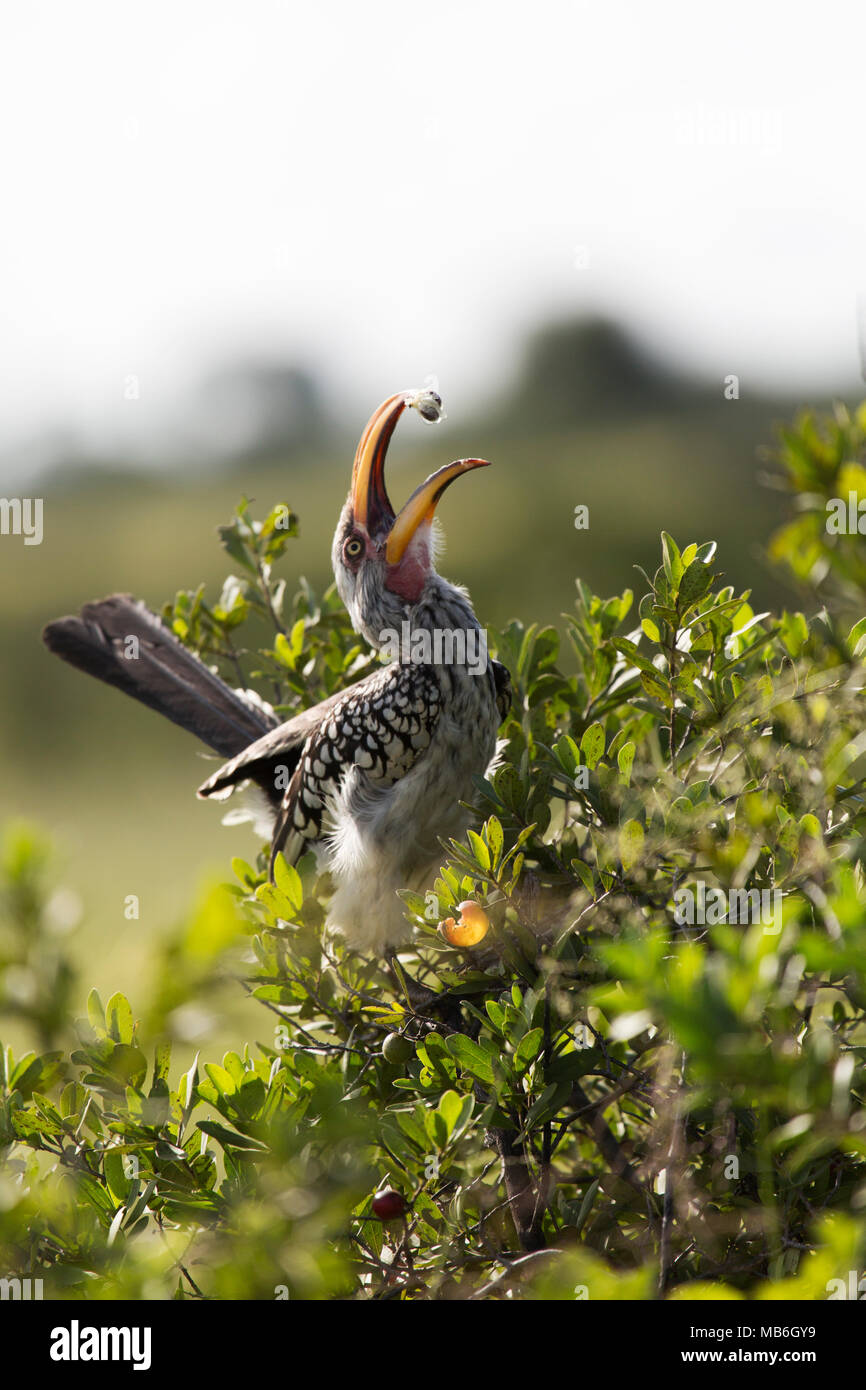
382,1032,414,1064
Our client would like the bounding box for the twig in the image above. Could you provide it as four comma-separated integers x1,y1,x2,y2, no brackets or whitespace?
658,1050,686,1296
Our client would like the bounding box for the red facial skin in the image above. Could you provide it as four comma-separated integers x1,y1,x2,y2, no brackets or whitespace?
343,528,431,605
384,545,429,602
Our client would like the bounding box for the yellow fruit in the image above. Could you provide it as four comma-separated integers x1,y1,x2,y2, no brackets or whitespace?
439,901,490,947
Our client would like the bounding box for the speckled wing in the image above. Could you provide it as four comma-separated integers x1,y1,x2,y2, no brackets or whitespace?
197,682,358,811
266,661,442,871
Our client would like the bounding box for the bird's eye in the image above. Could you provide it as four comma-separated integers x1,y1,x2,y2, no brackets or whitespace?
343,536,364,560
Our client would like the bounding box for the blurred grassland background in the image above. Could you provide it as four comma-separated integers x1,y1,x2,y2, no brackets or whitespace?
0,315,848,1055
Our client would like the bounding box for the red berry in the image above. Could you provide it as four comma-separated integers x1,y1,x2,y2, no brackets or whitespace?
372,1188,407,1221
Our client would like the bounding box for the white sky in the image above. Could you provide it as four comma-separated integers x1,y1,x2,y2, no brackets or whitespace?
1,1,865,469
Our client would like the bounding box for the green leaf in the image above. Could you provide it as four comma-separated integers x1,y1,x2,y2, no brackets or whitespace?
391,1108,427,1151
107,1045,147,1089
103,1149,130,1205
204,1063,238,1097
437,1089,474,1141
272,855,303,912
611,638,658,676
105,993,134,1045
678,558,715,608
197,1120,267,1152
467,829,490,871
87,989,107,1039
574,1178,601,1235
514,1028,544,1073
617,741,636,785
486,816,504,871
640,670,671,706
445,1036,495,1086
152,1043,172,1088
570,858,595,894
546,1050,598,1083
523,1082,569,1129
661,532,684,592
231,857,258,889
780,610,809,658
619,819,644,872
493,764,525,811
580,722,605,770
417,1033,457,1081
552,735,581,776
217,521,257,574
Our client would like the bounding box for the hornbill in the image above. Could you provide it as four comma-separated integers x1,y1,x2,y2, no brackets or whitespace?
43,390,510,953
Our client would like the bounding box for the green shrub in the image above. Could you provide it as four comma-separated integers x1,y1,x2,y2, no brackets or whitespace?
3,406,866,1300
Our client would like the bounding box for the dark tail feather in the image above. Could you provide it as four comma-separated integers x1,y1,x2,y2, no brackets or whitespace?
42,594,277,758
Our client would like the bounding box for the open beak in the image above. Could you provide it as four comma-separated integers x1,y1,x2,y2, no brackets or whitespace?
350,393,406,539
350,391,490,559
385,457,490,564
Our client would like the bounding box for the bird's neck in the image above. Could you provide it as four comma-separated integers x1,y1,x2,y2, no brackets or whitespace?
363,575,486,673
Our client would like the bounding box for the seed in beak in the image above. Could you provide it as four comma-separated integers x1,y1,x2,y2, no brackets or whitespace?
408,388,446,424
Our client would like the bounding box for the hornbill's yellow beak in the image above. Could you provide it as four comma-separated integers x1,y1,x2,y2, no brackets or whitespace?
350,392,404,538
350,391,490,561
384,456,490,564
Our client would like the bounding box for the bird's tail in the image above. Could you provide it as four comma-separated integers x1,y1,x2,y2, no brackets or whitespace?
42,594,276,758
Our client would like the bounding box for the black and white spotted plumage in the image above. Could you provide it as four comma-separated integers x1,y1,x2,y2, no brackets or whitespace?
270,660,442,866
196,627,510,949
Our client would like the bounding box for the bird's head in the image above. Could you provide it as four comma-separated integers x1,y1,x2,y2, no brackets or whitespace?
332,390,489,646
